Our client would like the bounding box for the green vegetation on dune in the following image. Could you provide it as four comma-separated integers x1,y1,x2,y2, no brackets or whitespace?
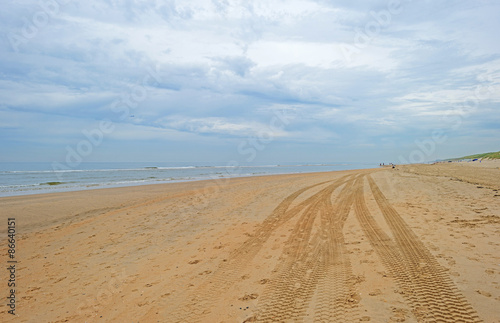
459,151,500,159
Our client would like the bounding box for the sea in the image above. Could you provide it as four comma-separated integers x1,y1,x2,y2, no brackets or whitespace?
0,162,378,197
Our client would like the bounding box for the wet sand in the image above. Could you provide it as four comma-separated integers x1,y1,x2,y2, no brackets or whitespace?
1,162,499,322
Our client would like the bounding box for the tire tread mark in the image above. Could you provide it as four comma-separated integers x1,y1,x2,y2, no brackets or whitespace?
258,179,350,321
355,175,482,322
258,176,361,322
313,177,360,322
170,176,351,322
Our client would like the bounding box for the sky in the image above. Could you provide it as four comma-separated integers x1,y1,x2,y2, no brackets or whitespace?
1,0,499,165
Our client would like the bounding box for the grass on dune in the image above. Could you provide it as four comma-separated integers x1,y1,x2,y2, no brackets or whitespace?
459,151,500,159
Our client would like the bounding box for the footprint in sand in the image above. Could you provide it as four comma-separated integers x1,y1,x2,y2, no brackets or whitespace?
238,293,258,301
476,290,492,297
198,270,212,275
368,289,382,296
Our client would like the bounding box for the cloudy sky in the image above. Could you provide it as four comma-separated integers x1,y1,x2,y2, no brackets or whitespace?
1,0,499,164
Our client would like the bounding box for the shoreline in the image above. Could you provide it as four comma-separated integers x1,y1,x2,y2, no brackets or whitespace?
0,163,379,198
0,169,375,236
0,164,498,321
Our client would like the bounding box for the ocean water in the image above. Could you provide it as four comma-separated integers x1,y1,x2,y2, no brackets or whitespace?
0,162,378,197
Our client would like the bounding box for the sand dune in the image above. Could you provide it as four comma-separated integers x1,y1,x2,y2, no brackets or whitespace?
1,163,499,322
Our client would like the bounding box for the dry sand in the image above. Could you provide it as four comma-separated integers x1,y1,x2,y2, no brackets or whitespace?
1,162,499,322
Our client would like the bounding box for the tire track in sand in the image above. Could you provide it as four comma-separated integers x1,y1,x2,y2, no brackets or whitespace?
257,175,360,322
354,175,481,322
313,177,359,322
170,176,352,322
367,175,481,322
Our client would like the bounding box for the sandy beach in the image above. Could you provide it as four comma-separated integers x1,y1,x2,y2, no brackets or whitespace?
1,162,499,322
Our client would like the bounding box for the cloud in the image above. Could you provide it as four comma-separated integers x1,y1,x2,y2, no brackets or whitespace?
1,0,499,163
209,56,255,77
159,116,289,138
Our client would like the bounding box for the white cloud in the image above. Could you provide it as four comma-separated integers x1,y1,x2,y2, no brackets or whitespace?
160,116,290,138
248,40,339,68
